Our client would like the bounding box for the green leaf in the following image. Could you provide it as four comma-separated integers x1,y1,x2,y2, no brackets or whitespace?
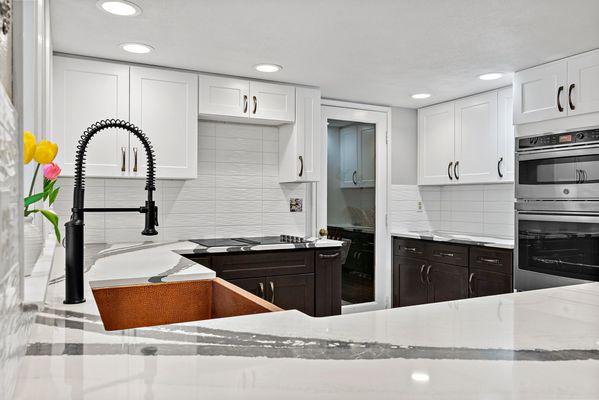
40,209,61,242
43,179,56,201
49,187,60,206
24,192,44,207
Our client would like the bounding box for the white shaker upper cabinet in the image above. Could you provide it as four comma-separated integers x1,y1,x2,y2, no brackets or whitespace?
497,87,515,182
567,49,599,116
454,91,498,184
418,102,455,185
359,125,375,188
130,66,198,179
198,75,249,118
513,59,568,124
52,56,130,177
249,81,295,123
339,125,360,188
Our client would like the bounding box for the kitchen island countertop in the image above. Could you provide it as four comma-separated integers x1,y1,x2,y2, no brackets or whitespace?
14,240,599,399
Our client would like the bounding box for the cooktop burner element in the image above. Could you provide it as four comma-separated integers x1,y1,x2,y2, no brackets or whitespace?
235,235,309,245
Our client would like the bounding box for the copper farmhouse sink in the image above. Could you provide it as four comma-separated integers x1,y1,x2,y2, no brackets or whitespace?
91,278,282,331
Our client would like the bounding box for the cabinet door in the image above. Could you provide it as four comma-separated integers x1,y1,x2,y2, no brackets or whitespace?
468,269,511,298
315,249,342,316
198,75,249,118
227,277,267,300
454,91,498,184
513,60,568,124
497,87,515,182
359,125,375,187
339,125,359,187
296,87,321,182
130,66,198,179
418,102,454,185
567,49,599,116
265,274,315,316
52,56,129,177
394,256,428,307
249,81,295,122
427,262,468,303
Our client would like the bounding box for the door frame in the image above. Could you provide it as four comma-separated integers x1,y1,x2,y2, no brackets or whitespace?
315,99,391,314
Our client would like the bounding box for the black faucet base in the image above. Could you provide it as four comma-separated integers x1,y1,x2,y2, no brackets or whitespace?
63,299,86,305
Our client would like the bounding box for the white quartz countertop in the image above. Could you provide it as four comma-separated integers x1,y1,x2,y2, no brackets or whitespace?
391,230,514,249
15,241,599,399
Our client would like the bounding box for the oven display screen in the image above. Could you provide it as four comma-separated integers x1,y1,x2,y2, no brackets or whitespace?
559,134,573,143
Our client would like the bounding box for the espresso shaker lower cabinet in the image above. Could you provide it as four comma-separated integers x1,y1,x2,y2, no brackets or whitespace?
468,268,512,298
265,274,315,316
315,250,342,317
427,263,469,303
394,257,428,307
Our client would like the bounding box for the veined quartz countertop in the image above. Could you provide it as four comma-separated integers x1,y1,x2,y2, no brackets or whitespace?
15,240,599,399
392,230,514,249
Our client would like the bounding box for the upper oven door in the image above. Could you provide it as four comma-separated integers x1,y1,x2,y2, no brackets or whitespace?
517,144,599,200
517,211,599,282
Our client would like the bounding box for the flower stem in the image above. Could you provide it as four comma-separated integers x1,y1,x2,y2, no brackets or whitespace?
25,163,41,212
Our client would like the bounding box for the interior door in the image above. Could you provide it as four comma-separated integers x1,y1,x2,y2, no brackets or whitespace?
130,66,198,179
454,91,498,183
418,102,454,185
339,125,359,187
513,59,568,124
567,49,599,116
198,75,249,118
52,56,129,177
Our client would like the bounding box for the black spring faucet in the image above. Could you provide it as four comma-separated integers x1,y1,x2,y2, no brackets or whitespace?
64,119,158,304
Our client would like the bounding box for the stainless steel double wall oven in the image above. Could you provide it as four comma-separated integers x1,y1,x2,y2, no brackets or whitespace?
515,129,599,291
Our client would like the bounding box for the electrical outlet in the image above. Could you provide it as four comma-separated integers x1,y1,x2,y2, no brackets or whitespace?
417,201,423,212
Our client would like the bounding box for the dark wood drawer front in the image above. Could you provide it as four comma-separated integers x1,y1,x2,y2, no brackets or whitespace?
211,250,315,279
470,247,513,275
394,238,428,259
427,243,468,267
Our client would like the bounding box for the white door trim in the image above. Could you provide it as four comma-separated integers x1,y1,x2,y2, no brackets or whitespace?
318,102,391,314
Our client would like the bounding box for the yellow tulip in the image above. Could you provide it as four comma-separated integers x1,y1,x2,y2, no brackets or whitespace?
33,140,59,164
23,131,37,164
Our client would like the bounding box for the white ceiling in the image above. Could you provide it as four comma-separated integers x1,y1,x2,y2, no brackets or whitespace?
51,0,599,108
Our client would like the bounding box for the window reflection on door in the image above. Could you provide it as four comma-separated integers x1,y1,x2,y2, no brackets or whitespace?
327,120,375,305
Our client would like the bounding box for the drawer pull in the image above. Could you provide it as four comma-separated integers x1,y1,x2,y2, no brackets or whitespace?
435,252,455,258
478,257,501,265
319,252,340,259
404,247,422,254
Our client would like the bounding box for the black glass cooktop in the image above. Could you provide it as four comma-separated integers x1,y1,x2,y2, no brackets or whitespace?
190,235,308,247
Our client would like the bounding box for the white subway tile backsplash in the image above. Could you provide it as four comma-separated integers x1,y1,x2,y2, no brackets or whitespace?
391,183,514,239
74,122,305,243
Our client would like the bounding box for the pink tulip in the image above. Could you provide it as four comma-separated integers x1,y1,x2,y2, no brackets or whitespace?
43,162,61,181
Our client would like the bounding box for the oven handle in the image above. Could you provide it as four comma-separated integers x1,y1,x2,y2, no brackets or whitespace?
518,212,599,224
518,144,599,161
532,256,599,270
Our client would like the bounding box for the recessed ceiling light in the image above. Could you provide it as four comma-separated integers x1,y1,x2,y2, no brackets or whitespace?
97,0,141,16
120,43,154,54
479,72,503,81
254,64,282,73
411,93,431,100
411,372,430,383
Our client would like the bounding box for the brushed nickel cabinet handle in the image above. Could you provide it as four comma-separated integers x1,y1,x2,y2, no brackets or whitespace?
269,281,275,303
258,282,265,299
419,264,426,284
454,161,460,180
120,147,126,172
252,96,257,114
497,157,503,178
133,147,138,173
436,251,455,258
478,256,501,265
243,95,248,113
557,85,564,112
568,83,575,110
319,252,340,259
448,161,453,180
298,155,304,177
468,272,475,295
425,265,432,284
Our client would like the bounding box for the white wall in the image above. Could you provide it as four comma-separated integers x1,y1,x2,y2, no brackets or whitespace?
53,121,307,243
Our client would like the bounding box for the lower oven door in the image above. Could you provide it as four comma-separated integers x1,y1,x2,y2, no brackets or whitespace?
516,212,599,291
517,145,599,200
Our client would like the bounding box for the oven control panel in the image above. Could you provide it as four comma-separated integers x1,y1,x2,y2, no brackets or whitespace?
518,129,599,150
